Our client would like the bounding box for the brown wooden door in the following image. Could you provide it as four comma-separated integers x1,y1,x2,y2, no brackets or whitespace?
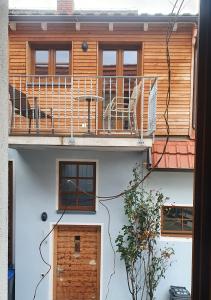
53,225,101,300
98,45,141,131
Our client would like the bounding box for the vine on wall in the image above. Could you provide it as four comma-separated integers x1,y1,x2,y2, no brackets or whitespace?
115,166,174,300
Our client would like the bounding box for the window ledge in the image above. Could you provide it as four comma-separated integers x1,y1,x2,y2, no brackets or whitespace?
160,236,192,242
56,210,96,215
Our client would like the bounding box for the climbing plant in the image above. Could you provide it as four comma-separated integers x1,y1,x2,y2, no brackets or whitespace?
115,166,174,300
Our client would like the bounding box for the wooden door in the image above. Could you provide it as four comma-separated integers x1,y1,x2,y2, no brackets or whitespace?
99,45,141,131
53,225,101,300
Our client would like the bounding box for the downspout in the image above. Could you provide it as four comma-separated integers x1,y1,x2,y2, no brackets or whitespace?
189,25,198,138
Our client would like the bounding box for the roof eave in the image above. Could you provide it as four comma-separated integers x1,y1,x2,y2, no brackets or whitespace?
150,167,194,172
8,14,198,24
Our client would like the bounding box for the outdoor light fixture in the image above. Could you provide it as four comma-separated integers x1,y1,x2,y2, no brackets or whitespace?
41,212,48,222
81,41,88,52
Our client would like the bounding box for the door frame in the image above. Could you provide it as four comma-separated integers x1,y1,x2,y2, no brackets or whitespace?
49,223,103,300
98,43,143,131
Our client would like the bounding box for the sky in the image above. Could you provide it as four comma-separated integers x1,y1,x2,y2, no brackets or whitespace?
9,0,199,14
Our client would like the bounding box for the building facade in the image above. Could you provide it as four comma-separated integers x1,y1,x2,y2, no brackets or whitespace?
8,1,197,299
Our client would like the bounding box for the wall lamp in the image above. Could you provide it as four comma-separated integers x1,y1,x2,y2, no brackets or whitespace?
41,212,48,222
81,41,88,52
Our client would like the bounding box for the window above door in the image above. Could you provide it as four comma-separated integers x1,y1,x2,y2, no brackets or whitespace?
58,161,96,212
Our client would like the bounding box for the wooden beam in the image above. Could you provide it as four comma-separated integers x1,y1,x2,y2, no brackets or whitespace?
173,23,178,32
9,22,16,31
76,22,80,31
41,22,47,31
109,22,114,32
144,23,148,31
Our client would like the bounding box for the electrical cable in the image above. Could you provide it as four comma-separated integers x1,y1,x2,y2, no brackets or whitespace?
99,200,116,300
32,209,66,300
95,2,186,299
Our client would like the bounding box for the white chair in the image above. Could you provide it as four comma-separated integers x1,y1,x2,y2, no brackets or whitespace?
104,80,142,132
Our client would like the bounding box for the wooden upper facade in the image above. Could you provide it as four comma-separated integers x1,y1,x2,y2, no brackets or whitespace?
8,1,198,144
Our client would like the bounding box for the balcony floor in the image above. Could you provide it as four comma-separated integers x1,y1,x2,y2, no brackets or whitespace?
8,135,152,151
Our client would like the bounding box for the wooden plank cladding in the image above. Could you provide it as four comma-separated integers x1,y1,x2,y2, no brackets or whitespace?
144,35,192,135
53,225,101,300
9,21,195,136
73,41,98,76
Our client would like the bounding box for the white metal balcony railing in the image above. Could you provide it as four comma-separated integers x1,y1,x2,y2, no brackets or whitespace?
9,75,157,140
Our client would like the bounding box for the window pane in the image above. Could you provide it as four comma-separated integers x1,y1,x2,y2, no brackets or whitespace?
79,164,94,177
61,164,77,177
35,50,48,63
56,65,69,75
56,50,70,75
60,193,77,207
78,194,95,207
35,50,48,75
163,207,183,219
123,50,137,76
56,51,69,63
103,50,116,76
61,179,77,192
183,207,192,219
78,179,93,192
163,218,182,231
183,220,193,231
103,51,116,66
124,51,137,65
35,65,48,75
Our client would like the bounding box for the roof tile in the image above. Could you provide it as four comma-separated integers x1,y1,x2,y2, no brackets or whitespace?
152,140,195,170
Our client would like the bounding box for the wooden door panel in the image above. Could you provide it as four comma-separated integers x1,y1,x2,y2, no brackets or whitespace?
53,225,101,300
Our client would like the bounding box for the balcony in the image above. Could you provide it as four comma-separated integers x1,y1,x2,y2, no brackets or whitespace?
9,75,157,149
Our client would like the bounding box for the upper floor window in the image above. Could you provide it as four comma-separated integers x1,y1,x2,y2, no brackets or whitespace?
31,44,71,76
58,161,96,212
161,205,193,237
100,44,141,77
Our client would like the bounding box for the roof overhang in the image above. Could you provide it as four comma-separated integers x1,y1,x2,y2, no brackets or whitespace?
8,13,198,24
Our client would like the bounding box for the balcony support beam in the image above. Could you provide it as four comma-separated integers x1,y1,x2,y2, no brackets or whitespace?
76,22,80,31
173,22,178,32
9,21,16,31
9,136,152,150
144,22,148,31
109,22,114,31
41,22,47,31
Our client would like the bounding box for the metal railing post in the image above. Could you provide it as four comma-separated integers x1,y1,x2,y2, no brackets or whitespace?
140,78,145,143
69,76,74,143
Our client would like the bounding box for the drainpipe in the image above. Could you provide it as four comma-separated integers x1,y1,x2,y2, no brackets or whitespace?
0,0,8,299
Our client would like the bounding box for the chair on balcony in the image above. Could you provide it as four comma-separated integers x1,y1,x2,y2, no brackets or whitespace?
9,84,53,134
104,80,142,132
